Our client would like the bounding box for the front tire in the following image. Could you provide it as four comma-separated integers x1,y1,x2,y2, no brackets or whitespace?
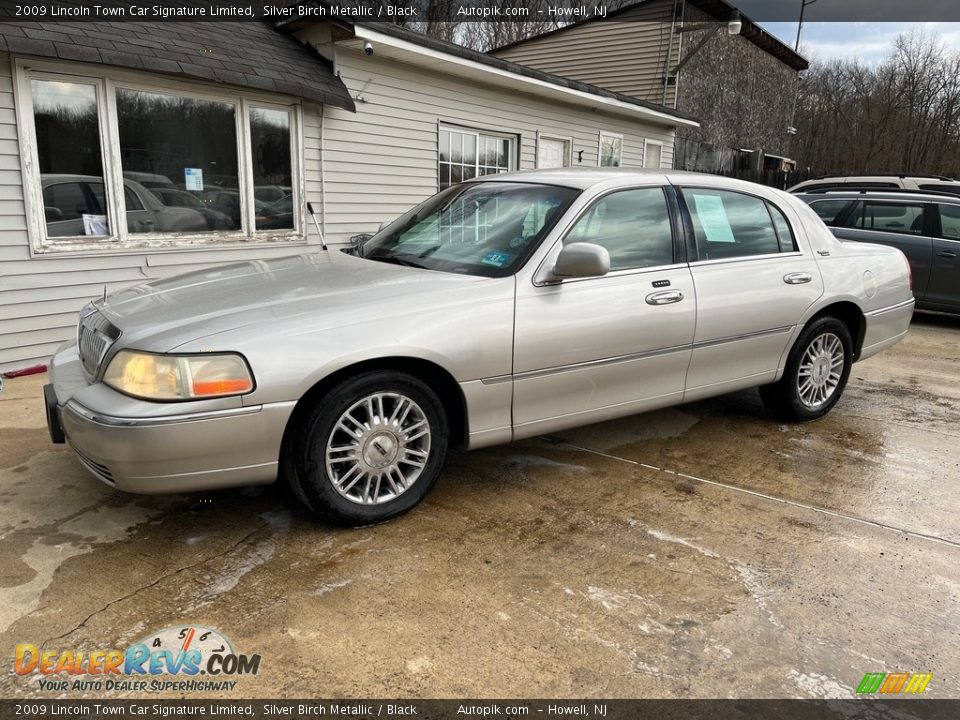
760,316,853,421
288,371,448,526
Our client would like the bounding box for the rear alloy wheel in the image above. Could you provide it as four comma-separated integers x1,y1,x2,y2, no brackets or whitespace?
290,372,448,525
760,316,853,421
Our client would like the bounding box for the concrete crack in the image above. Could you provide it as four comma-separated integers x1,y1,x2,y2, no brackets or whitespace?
39,523,266,649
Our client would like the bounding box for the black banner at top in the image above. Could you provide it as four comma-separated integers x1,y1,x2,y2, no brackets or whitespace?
0,0,960,23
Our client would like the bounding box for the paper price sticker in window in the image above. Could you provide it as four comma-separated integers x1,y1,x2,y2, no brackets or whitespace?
692,194,736,243
184,168,204,192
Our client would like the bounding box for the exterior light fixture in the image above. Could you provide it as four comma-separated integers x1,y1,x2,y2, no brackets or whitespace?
667,9,745,83
727,10,742,35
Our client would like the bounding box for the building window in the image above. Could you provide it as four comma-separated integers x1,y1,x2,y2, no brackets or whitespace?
250,107,294,231
598,131,623,167
117,88,241,234
32,79,110,238
438,126,515,190
18,63,300,254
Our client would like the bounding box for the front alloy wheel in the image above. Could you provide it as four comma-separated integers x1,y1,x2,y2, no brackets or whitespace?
288,371,448,525
326,392,431,505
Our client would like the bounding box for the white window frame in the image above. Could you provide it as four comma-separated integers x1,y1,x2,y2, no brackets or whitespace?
643,139,665,169
14,57,304,256
536,132,573,169
437,122,518,191
597,131,623,168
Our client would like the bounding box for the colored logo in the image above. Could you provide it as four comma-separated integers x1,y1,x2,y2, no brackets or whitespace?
856,672,932,694
12,625,260,693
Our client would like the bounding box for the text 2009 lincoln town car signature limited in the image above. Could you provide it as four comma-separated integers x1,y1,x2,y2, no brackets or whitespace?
45,170,914,525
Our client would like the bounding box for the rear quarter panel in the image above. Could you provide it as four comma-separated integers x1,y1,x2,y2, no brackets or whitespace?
790,199,914,360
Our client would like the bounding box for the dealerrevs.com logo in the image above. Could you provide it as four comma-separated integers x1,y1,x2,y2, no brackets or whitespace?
12,625,261,693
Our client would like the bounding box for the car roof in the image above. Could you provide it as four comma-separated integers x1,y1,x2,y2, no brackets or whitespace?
467,168,770,192
795,191,960,203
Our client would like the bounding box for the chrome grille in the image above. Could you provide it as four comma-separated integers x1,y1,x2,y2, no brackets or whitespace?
77,309,119,377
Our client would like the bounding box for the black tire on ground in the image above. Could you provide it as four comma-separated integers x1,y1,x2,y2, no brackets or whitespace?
285,371,448,526
760,316,853,422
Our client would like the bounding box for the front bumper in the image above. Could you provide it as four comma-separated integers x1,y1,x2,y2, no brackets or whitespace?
48,345,294,494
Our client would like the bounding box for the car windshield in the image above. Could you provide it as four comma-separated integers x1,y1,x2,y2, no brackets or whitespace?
360,182,580,277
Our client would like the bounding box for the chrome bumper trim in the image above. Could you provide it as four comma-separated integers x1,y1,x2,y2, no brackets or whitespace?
62,400,296,428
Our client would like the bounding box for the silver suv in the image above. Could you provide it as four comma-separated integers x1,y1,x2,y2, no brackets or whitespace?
796,191,959,313
789,174,960,197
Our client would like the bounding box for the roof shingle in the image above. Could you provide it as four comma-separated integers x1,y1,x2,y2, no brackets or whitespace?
0,11,354,111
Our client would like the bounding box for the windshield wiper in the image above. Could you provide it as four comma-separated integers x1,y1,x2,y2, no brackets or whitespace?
367,254,430,269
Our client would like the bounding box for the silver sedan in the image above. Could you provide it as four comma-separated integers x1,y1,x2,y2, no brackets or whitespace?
45,170,914,525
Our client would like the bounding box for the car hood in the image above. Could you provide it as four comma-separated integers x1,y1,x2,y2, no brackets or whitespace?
97,250,490,352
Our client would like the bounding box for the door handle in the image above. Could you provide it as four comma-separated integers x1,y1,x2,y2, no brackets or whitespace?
937,250,957,258
783,272,812,284
645,290,684,305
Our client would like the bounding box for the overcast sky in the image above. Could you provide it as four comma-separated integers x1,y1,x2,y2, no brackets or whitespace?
759,22,960,64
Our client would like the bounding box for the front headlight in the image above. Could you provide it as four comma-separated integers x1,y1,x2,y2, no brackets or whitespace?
103,350,254,401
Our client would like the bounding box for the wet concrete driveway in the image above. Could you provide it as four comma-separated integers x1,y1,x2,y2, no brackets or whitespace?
1,313,958,699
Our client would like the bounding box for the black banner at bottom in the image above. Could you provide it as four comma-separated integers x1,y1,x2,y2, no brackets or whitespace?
1,700,959,720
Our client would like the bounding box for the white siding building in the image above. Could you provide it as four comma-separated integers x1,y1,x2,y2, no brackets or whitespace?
0,18,698,373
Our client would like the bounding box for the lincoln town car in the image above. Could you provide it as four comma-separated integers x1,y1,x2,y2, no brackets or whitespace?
45,170,914,525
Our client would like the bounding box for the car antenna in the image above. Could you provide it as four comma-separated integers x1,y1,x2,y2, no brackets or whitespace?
306,202,328,251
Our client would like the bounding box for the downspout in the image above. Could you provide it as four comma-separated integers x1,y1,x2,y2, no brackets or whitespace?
674,0,686,111
662,0,681,107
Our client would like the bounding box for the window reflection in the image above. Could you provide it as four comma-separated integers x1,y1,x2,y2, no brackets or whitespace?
117,88,240,234
250,108,293,231
32,80,109,237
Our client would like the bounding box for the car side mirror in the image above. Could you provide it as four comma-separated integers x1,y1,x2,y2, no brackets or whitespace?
44,206,63,222
549,242,610,280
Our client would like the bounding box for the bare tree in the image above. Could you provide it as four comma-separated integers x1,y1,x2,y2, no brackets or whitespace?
794,29,960,176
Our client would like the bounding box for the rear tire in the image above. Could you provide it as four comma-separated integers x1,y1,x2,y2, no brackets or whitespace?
286,371,448,526
760,316,853,422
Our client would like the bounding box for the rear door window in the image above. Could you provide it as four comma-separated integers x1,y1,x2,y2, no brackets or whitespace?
808,199,853,226
683,189,784,260
844,201,926,235
43,182,92,221
937,204,960,240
